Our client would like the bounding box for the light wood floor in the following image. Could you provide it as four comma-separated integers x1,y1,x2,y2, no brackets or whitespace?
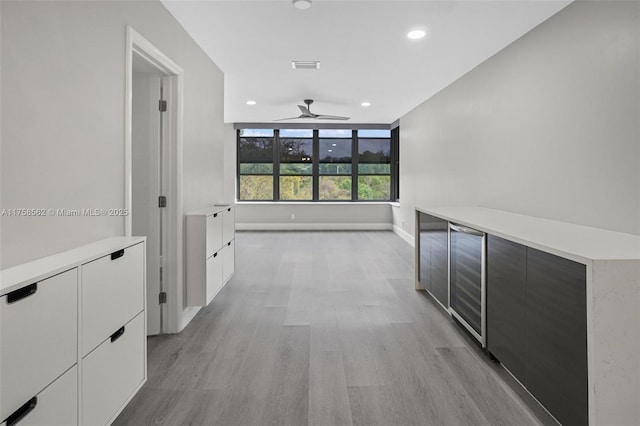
115,231,555,426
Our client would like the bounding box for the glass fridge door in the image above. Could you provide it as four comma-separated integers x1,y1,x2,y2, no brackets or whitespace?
449,223,486,345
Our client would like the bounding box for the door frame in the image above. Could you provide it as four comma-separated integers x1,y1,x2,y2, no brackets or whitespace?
125,26,184,334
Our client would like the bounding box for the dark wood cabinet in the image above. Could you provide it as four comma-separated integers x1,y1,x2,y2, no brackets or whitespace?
486,237,588,426
417,212,448,308
486,235,527,383
526,248,588,426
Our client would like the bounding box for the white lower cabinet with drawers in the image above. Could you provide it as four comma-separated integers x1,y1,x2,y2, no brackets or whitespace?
0,237,147,426
186,204,235,307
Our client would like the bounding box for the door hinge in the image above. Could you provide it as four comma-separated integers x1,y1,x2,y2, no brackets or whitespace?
159,292,167,304
159,196,167,208
159,100,167,112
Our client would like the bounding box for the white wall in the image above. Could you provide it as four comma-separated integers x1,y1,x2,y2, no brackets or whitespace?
236,203,393,230
1,1,226,330
223,123,237,204
395,0,640,239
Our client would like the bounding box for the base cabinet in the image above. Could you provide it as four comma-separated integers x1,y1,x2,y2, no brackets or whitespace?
417,212,448,307
9,366,78,426
0,237,146,426
526,248,588,426
82,313,145,426
0,269,78,421
487,236,588,426
187,205,235,306
487,235,527,383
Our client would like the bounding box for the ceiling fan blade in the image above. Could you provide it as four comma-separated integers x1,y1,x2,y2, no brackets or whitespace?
273,115,304,121
314,114,351,120
297,105,315,117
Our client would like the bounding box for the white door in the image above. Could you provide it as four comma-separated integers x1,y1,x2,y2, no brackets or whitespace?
132,57,164,335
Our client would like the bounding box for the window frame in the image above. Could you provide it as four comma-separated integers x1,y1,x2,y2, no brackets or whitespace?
236,127,398,202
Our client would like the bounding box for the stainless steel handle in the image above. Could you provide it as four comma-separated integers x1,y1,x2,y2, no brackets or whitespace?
449,223,485,237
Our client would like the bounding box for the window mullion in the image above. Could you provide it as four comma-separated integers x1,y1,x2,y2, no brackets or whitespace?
352,130,358,202
313,130,319,201
274,130,280,201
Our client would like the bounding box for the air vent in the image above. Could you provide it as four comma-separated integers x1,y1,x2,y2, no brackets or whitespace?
291,61,320,70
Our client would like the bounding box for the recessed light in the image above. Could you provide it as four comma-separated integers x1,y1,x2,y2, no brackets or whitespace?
293,0,312,10
291,60,320,70
246,100,256,105
361,102,371,107
407,29,426,40
332,143,337,146
328,149,333,152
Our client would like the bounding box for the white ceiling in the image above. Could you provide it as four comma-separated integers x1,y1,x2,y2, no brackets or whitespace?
161,0,571,124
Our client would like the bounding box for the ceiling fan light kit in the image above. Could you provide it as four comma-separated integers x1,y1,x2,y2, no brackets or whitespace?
275,99,350,121
292,0,312,10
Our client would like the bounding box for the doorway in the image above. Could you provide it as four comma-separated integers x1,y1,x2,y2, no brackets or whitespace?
125,27,184,335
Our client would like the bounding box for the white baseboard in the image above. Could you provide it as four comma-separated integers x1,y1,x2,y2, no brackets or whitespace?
236,222,393,231
393,224,414,247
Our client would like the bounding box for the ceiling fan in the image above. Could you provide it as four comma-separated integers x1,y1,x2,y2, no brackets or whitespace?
275,99,350,121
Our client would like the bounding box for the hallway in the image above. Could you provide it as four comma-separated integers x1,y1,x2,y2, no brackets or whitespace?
115,231,552,425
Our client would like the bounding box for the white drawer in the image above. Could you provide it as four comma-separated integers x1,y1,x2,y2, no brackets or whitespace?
222,240,235,284
81,242,144,355
206,212,223,258
222,206,235,244
0,269,77,421
206,252,223,305
2,365,78,426
81,312,145,426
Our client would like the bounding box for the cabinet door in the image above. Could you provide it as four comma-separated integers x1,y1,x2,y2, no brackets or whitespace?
81,243,144,356
430,223,448,308
222,206,235,245
0,269,77,421
526,248,587,426
417,212,448,308
206,252,223,305
418,212,432,292
206,212,223,258
486,235,526,383
12,366,78,426
82,312,145,426
222,240,235,284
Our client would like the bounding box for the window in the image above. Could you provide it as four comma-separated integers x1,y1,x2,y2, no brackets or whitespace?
238,129,274,201
357,129,391,201
319,129,352,200
237,127,398,202
279,129,313,200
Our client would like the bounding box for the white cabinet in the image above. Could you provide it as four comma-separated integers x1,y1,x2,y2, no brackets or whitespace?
81,243,144,356
9,366,79,426
222,206,235,245
0,269,77,421
0,237,146,426
186,204,235,307
82,312,145,426
222,240,235,284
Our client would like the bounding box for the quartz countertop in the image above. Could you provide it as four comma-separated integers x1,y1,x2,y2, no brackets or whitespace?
1,236,146,296
417,206,640,264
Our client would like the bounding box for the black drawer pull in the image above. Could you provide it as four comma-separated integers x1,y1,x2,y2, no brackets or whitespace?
228,242,231,246
213,252,218,258
213,213,218,218
7,283,38,304
5,396,37,426
110,326,125,342
227,208,231,212
111,249,125,260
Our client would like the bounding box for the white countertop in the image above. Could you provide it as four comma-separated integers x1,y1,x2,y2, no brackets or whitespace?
187,204,232,216
417,207,640,263
0,236,146,296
